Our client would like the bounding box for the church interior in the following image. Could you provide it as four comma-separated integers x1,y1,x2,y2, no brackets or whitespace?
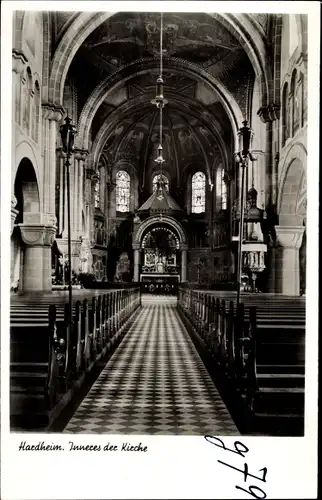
10,11,307,436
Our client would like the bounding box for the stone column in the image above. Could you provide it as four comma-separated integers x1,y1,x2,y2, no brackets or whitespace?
19,223,56,292
181,247,188,282
257,103,280,208
42,103,64,218
133,245,141,282
74,149,88,237
274,225,305,296
12,50,27,185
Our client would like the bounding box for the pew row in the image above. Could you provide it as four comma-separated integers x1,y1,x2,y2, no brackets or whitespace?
10,288,141,430
177,286,305,436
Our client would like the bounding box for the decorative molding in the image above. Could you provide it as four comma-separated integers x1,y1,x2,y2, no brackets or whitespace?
19,224,57,247
42,102,65,121
74,148,89,162
275,225,305,249
257,103,280,123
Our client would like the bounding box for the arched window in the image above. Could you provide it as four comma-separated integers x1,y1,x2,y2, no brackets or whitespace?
216,166,228,211
116,170,130,212
33,80,40,143
282,82,289,146
24,67,32,132
94,174,100,209
152,174,169,192
192,171,206,213
291,69,299,135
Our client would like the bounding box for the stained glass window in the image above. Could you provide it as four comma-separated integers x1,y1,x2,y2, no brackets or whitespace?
216,166,228,211
116,170,130,212
94,174,100,208
192,171,206,213
152,174,169,192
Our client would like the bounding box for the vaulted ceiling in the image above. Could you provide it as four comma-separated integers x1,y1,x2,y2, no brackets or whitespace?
61,11,258,184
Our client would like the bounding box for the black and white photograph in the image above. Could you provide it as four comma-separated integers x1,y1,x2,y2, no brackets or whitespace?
1,2,319,499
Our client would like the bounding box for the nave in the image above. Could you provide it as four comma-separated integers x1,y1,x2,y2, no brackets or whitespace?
64,296,238,435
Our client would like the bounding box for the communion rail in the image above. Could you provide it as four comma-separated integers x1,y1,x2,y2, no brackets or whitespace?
10,287,141,430
177,285,305,435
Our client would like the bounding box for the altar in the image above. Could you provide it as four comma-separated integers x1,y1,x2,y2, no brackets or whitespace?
140,274,180,295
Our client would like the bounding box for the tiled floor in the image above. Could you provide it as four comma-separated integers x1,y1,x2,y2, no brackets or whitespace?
64,297,239,435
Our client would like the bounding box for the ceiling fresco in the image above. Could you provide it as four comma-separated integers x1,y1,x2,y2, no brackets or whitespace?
69,11,254,115
64,11,256,183
83,12,242,66
98,103,223,189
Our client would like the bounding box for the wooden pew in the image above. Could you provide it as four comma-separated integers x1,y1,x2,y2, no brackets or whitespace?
177,285,305,436
10,287,141,430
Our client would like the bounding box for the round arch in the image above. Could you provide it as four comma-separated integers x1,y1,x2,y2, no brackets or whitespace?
14,140,40,197
49,12,268,108
76,57,244,151
14,157,40,223
133,215,187,248
92,93,231,178
278,141,307,213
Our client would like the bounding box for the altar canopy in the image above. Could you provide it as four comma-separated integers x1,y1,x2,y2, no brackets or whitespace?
137,178,184,217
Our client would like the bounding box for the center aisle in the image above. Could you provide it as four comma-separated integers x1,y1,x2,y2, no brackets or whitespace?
64,296,238,435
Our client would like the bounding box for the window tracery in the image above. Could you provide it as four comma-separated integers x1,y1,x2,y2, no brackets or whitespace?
116,170,130,212
152,174,169,192
216,166,227,211
192,171,206,213
94,174,100,209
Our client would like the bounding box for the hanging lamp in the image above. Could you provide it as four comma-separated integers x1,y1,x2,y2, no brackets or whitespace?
151,12,168,204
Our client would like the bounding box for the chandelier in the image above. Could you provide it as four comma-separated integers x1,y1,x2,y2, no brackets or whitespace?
151,12,168,202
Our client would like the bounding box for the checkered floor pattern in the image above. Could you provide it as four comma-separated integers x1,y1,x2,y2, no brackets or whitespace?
64,299,238,435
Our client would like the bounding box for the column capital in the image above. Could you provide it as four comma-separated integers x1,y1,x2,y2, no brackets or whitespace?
12,49,28,74
132,243,141,250
19,223,57,247
275,225,305,249
42,103,65,121
74,149,89,161
180,244,188,251
257,103,280,123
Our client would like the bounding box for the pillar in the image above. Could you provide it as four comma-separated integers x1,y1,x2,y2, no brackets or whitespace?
257,103,280,209
181,247,188,282
42,103,64,219
12,50,27,185
19,223,56,292
274,225,305,296
133,247,140,282
74,149,88,236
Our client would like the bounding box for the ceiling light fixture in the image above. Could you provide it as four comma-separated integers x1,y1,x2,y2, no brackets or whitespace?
151,12,168,203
